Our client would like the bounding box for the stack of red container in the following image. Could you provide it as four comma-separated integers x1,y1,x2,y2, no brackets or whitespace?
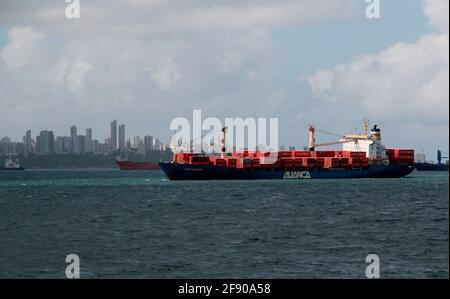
388,149,414,164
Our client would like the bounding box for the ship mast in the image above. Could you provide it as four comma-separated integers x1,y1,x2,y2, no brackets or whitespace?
221,127,227,158
308,126,315,151
362,118,369,137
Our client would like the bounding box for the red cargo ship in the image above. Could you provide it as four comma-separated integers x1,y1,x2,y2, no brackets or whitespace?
116,160,160,170
159,122,415,180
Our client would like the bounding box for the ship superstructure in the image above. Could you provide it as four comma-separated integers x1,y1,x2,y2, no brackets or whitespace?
0,158,25,170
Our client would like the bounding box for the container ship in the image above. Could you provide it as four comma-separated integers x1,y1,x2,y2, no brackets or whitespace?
160,121,415,180
116,159,160,170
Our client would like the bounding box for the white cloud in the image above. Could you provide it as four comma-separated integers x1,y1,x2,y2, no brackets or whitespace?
146,58,179,90
423,0,449,34
307,69,334,99
65,62,93,92
0,27,44,70
307,0,449,124
0,0,356,37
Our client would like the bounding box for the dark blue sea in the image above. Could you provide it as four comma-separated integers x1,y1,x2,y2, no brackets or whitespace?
0,169,448,278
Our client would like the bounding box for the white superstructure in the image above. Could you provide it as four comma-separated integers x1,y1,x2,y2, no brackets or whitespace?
340,121,388,161
4,158,21,169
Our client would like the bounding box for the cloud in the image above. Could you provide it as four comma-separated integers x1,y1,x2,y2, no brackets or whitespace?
423,0,449,34
0,0,357,140
0,27,44,70
145,58,179,90
307,0,449,125
0,0,356,37
65,61,93,92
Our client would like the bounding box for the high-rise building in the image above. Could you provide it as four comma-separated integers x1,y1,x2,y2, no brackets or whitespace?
39,130,54,155
118,124,125,152
144,135,154,153
110,120,117,151
85,128,93,153
55,136,64,154
62,136,71,153
0,137,11,155
92,140,100,154
133,136,141,149
70,125,78,154
23,130,32,157
77,135,86,154
35,136,41,153
154,138,162,151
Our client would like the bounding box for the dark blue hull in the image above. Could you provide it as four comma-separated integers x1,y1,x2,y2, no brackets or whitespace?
159,162,414,180
414,163,448,171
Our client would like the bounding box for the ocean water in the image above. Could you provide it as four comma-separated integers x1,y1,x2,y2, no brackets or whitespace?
0,169,448,278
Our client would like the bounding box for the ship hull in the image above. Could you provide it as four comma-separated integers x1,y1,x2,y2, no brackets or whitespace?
0,167,25,171
159,162,414,180
414,163,448,171
116,161,160,170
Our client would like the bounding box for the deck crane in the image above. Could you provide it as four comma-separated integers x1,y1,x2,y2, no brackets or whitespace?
308,125,362,151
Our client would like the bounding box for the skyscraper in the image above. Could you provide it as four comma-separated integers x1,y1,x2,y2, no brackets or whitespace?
85,128,93,153
110,120,117,151
23,130,32,157
133,136,141,149
77,135,86,154
55,136,64,154
118,124,125,152
144,135,154,153
70,125,78,154
39,130,54,155
154,138,162,151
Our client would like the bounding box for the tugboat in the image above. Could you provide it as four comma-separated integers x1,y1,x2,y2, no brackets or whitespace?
0,158,25,170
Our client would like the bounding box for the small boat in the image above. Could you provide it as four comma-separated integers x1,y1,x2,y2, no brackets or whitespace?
0,158,25,170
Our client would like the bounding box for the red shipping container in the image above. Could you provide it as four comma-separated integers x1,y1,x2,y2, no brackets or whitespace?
176,152,198,163
302,158,317,168
324,158,340,168
293,151,311,158
340,158,349,168
293,158,303,167
349,158,361,168
251,158,261,168
189,156,210,164
278,151,292,158
213,158,225,167
316,158,325,168
225,158,237,168
334,151,344,157
312,151,336,158
240,158,252,168
360,158,369,168
281,158,294,168
340,151,366,158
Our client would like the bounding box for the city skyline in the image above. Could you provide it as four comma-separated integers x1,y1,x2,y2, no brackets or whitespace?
0,119,167,157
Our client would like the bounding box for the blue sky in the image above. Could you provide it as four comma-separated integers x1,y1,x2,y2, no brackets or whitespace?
273,0,432,79
0,0,448,160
